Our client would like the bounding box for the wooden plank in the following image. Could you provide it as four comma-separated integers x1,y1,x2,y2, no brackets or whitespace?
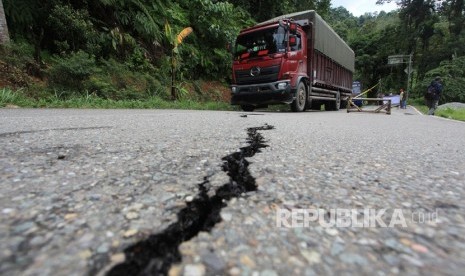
347,97,391,115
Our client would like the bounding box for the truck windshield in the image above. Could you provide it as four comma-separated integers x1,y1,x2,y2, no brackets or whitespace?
234,26,286,60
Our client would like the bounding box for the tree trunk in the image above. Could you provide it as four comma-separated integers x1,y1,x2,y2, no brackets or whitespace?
0,0,10,44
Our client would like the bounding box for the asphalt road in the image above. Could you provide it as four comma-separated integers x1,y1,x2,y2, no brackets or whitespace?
1,107,464,275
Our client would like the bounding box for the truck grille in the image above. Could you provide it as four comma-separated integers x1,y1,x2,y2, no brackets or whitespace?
235,65,280,85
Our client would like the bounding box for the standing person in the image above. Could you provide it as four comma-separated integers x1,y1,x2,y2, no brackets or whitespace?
425,77,443,115
402,89,407,109
399,88,406,109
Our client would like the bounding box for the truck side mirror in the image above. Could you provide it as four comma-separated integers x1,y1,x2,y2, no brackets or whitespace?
289,35,297,47
289,23,297,34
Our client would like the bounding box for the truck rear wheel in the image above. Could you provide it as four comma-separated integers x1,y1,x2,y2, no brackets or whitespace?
340,98,347,109
241,105,255,112
291,82,307,112
335,92,341,110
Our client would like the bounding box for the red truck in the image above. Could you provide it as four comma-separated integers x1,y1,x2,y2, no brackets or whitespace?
230,10,355,112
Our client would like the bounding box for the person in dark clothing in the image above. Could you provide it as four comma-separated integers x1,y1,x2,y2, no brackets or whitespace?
426,77,443,115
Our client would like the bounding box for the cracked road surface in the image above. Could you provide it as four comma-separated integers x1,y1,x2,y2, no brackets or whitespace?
1,108,464,275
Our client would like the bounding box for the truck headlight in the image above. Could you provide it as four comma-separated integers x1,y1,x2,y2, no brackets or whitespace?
277,82,288,90
231,86,237,93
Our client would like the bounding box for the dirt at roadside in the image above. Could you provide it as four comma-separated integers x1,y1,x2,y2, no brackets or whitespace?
186,80,231,102
0,60,39,89
0,58,231,103
0,54,231,103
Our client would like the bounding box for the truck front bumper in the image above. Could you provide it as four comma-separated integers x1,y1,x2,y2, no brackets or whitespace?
231,81,294,106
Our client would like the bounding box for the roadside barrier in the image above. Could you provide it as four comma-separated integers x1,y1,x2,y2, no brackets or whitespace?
347,97,391,115
346,81,391,115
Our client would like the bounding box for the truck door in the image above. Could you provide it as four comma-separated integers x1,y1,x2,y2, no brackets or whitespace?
288,31,306,80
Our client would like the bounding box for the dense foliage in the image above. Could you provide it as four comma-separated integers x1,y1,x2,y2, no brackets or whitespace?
0,0,464,103
329,0,465,103
1,0,257,99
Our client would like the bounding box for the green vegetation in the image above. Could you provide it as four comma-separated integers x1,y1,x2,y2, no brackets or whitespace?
0,0,464,110
328,1,465,105
0,0,331,107
408,97,429,114
0,87,235,110
412,56,465,103
436,108,465,122
408,97,465,122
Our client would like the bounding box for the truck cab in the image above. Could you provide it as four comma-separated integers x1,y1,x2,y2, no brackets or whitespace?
230,10,354,112
230,20,309,112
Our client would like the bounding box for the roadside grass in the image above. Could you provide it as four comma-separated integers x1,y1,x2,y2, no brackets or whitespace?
1,88,237,111
409,97,429,114
436,108,465,122
0,88,35,106
413,105,429,114
5,89,462,119
408,97,465,121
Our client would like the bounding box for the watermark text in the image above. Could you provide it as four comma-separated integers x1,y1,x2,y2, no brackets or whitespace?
276,208,438,228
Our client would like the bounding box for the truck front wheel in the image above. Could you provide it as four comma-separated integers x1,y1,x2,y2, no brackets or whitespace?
291,82,307,112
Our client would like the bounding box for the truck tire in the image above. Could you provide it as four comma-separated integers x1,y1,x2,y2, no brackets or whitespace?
340,98,347,109
334,91,341,110
241,105,255,112
291,82,307,112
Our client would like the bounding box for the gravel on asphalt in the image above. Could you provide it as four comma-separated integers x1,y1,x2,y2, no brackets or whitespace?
0,107,464,275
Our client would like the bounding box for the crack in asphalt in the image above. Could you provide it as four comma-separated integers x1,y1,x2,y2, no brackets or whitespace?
103,124,274,276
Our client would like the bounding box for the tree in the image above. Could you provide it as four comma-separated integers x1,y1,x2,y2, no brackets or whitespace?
444,0,465,37
3,0,53,62
327,6,358,41
413,56,465,103
0,0,9,44
227,0,331,22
